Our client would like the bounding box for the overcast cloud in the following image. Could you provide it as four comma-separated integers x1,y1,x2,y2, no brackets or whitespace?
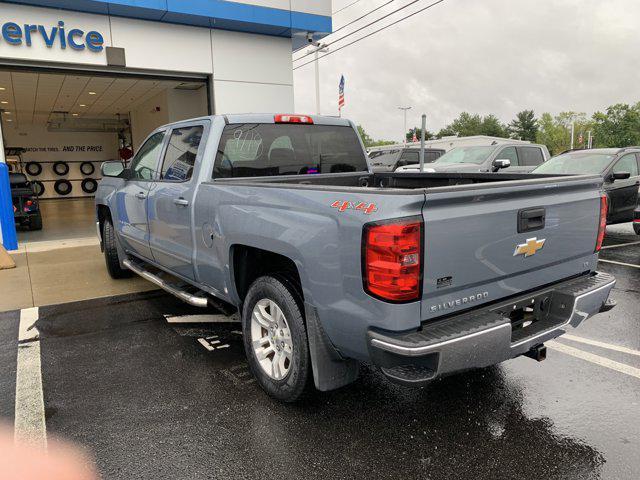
293,0,640,142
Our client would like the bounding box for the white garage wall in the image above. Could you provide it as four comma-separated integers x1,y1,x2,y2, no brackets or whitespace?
130,88,208,150
211,30,293,114
212,81,293,113
129,90,169,151
109,17,213,74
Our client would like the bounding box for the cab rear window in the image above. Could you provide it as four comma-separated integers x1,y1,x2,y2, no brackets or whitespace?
213,123,368,178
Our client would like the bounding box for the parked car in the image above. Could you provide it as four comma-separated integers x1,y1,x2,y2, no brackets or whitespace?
368,147,445,172
96,114,615,402
6,147,43,231
395,143,550,173
532,147,640,230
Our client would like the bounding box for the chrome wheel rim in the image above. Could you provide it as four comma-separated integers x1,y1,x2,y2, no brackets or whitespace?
250,298,293,380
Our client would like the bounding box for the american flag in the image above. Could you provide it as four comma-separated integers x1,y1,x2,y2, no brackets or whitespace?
338,75,345,111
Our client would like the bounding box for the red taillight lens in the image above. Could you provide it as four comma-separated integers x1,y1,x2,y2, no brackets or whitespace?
25,200,33,206
595,195,608,252
363,218,422,302
274,114,313,124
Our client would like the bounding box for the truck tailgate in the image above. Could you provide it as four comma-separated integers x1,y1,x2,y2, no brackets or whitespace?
421,176,603,321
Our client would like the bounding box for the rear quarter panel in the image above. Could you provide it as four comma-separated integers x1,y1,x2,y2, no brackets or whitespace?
193,183,426,360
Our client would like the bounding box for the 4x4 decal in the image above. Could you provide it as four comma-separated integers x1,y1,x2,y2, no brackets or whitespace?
331,200,378,215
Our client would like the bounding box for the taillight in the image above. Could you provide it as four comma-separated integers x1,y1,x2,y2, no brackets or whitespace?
274,114,313,124
363,217,422,302
595,195,608,252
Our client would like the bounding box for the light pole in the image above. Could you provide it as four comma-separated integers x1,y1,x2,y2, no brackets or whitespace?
398,106,411,144
308,42,329,115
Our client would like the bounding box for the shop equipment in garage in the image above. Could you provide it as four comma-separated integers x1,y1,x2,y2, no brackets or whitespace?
4,147,43,232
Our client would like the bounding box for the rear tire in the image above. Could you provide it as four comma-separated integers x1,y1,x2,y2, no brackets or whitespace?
242,275,310,402
634,223,640,235
103,218,132,279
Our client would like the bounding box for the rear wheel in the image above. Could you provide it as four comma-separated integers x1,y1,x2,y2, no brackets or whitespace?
634,222,640,235
242,275,310,402
103,218,132,279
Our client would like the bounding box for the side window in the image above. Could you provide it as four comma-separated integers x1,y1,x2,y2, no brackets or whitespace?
613,154,639,176
517,147,545,166
399,150,420,164
497,146,519,166
130,131,165,180
160,125,204,182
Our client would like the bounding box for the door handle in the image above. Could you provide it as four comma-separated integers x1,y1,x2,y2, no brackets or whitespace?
135,192,147,200
173,198,189,206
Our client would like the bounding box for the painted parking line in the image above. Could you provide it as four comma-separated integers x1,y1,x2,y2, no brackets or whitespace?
601,240,640,250
14,307,47,450
197,335,230,352
598,259,640,269
547,340,640,380
559,334,640,357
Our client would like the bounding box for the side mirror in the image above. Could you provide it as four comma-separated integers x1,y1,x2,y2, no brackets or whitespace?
492,158,511,172
101,161,126,178
610,171,631,181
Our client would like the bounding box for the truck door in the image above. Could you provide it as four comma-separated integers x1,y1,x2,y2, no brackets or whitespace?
147,122,207,280
116,130,166,260
606,153,640,223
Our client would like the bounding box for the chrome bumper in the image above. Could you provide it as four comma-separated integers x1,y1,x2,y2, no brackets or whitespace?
368,272,616,384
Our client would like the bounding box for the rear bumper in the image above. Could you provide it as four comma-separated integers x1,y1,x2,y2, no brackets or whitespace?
368,271,615,385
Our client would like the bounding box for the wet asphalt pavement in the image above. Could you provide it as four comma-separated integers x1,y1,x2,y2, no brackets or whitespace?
1,224,639,479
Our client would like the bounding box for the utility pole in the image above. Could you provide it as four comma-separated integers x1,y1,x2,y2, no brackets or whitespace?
419,114,426,172
398,106,411,144
308,43,329,115
570,122,575,150
587,130,592,149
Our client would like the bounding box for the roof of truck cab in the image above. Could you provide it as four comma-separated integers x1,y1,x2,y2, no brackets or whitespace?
159,114,353,129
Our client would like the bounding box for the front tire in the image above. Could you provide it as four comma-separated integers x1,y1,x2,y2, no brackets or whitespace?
242,275,310,402
28,213,43,231
102,218,132,279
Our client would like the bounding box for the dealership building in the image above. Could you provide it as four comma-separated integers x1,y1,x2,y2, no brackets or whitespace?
0,0,331,250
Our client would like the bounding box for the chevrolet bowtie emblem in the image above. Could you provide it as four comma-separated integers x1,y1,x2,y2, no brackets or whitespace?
513,237,546,257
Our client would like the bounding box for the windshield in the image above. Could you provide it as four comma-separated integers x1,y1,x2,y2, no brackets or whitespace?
213,123,369,178
532,152,614,175
434,146,497,165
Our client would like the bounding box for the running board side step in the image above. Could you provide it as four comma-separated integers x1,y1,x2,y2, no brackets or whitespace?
123,259,208,307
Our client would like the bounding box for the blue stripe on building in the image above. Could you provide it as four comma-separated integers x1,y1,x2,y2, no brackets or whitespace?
2,0,332,40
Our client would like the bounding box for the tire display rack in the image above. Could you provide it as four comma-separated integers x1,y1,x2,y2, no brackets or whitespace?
20,159,105,200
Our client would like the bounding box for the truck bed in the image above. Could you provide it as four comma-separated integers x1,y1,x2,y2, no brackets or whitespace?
209,171,597,192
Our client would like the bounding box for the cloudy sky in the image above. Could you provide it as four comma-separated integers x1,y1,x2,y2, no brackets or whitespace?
293,0,640,143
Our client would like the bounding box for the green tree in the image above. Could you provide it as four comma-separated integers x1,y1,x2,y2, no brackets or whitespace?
592,103,640,148
357,124,395,148
480,114,509,137
406,127,434,142
509,110,538,142
449,112,483,136
439,112,509,138
436,126,456,138
536,111,592,155
357,125,373,147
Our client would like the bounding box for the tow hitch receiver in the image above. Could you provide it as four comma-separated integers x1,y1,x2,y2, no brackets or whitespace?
524,344,547,362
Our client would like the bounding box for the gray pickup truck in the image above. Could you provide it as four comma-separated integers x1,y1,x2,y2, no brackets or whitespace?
96,114,615,402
